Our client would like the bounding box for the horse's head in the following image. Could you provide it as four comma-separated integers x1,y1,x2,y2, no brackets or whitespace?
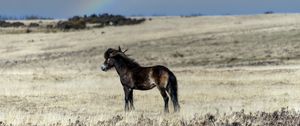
101,46,128,71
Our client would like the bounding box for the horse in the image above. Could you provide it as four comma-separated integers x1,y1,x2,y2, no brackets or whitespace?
100,47,180,113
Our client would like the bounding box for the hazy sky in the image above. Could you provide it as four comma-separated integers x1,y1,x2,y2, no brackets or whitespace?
1,0,300,18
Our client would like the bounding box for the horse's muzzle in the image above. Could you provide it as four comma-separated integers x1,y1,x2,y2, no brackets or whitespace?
101,64,108,71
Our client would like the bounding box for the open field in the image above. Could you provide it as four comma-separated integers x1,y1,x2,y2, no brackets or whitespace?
1,14,300,125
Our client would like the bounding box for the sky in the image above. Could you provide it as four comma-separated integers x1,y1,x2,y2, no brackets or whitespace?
0,0,300,18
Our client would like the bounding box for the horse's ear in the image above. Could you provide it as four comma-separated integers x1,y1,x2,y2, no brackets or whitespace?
123,49,128,53
118,46,122,52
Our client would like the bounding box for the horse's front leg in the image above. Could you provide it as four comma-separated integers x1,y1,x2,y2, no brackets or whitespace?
128,88,135,110
123,86,130,112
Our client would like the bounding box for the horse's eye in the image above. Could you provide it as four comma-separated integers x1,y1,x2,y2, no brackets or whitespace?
107,58,112,63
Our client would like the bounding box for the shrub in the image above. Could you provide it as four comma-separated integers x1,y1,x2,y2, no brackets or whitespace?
56,20,86,30
28,23,39,27
264,11,274,14
11,22,25,27
0,21,25,27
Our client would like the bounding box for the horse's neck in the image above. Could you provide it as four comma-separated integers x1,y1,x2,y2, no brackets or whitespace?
114,60,129,75
114,59,139,76
114,63,127,76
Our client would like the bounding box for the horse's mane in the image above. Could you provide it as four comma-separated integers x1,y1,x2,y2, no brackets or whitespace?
117,53,141,68
104,48,140,68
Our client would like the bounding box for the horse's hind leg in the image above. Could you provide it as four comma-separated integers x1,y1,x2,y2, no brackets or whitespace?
166,72,180,112
166,88,180,112
158,87,169,113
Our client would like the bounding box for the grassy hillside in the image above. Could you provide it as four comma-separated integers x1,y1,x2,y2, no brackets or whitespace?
0,14,300,125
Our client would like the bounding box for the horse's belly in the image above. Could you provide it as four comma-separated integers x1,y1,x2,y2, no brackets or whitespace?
135,83,156,90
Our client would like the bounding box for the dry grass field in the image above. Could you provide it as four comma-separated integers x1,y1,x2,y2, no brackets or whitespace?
1,14,300,125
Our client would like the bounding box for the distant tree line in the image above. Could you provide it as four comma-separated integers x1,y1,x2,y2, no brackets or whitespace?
56,13,146,30
0,15,53,20
0,13,147,31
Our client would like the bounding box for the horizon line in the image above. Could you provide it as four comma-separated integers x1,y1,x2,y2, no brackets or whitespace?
1,11,300,20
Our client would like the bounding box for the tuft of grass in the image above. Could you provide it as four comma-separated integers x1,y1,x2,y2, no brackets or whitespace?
0,108,297,126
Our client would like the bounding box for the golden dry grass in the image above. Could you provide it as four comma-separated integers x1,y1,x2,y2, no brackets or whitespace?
0,14,300,125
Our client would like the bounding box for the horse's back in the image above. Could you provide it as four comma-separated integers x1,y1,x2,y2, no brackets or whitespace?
151,65,175,75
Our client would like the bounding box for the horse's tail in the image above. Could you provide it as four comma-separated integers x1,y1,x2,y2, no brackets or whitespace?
167,70,180,112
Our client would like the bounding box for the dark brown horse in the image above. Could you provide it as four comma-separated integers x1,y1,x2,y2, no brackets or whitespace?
101,47,180,112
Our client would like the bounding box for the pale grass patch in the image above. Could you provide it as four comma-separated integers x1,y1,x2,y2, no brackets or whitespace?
0,66,299,125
